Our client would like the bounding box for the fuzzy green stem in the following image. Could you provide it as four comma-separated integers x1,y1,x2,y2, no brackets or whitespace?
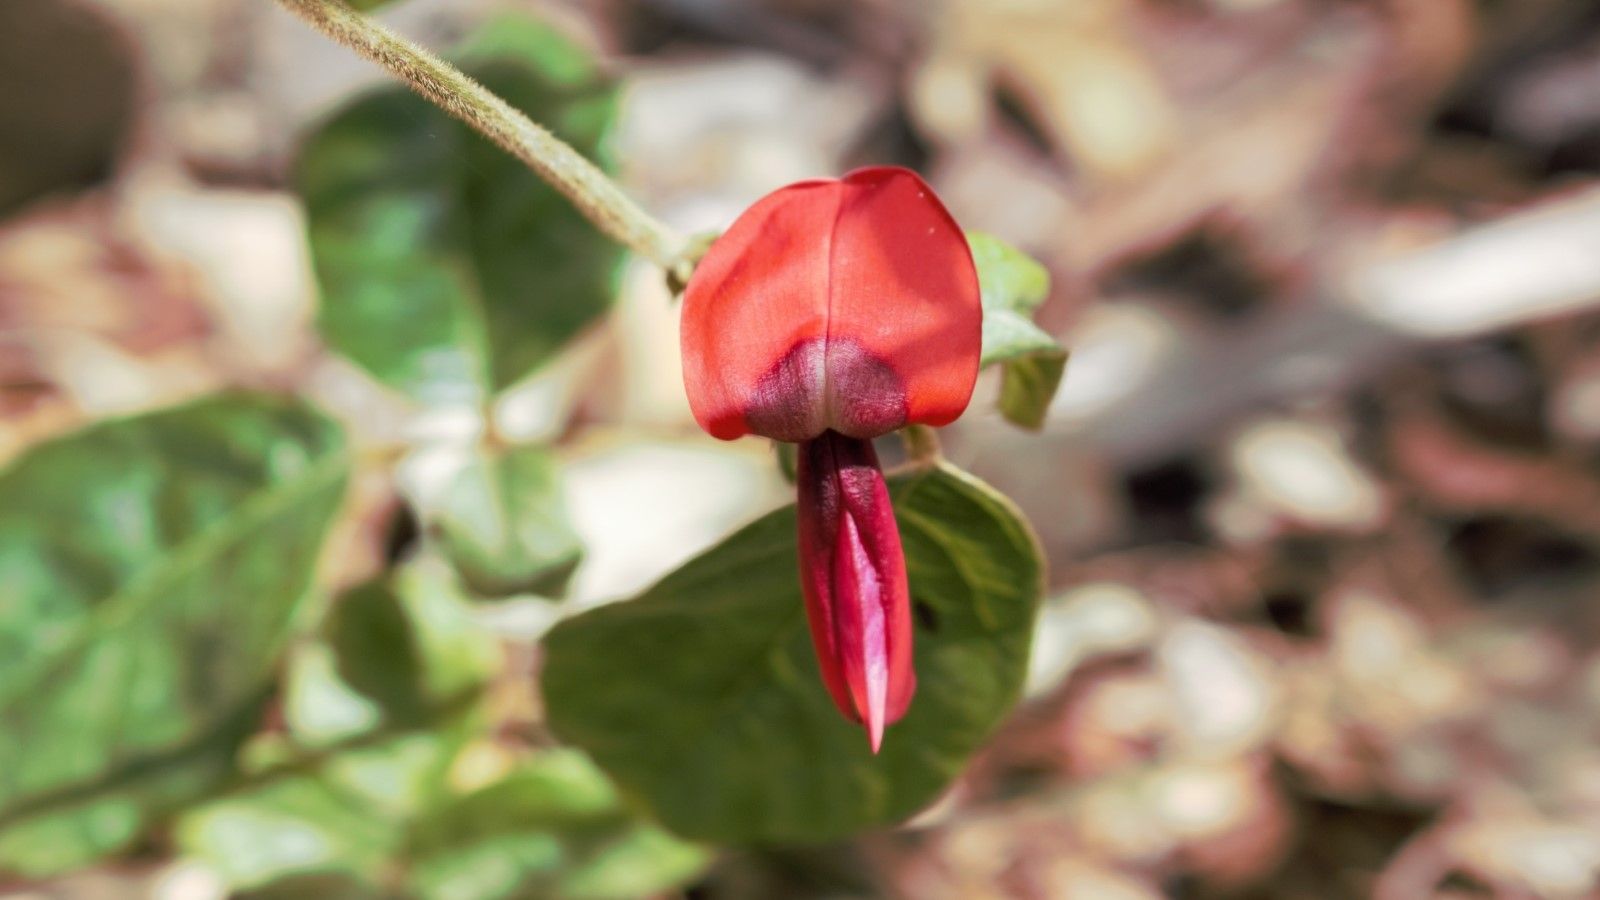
276,0,691,279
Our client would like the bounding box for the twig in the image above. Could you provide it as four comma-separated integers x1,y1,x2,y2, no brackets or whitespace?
275,0,693,281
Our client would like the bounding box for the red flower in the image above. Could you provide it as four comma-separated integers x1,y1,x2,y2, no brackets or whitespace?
681,167,981,443
681,166,981,750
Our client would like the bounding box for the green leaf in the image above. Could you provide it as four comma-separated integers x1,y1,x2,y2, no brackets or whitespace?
185,749,708,900
432,445,582,599
321,581,429,734
0,394,348,876
296,17,625,405
288,559,501,751
541,463,1043,843
180,563,501,895
969,231,1066,430
407,750,711,900
283,642,386,747
388,559,505,701
175,724,467,891
407,750,621,850
409,833,564,900
557,826,710,900
998,349,1068,430
177,772,400,889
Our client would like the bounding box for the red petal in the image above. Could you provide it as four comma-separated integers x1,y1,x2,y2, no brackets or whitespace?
680,167,980,442
829,167,982,431
680,179,839,441
796,431,915,751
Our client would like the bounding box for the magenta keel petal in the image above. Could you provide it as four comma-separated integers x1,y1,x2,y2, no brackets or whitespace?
795,431,915,751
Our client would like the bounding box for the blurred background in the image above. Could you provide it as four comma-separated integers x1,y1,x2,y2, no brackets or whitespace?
5,0,1600,897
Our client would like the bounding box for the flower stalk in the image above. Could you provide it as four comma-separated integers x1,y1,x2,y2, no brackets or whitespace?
274,0,693,281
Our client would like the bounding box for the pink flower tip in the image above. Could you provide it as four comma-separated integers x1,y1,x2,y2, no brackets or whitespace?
796,430,915,752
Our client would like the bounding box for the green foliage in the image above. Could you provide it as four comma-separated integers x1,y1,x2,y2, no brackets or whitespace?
296,16,626,406
0,395,349,876
180,563,705,899
541,463,1043,843
969,231,1068,429
323,580,433,731
432,445,582,599
290,563,500,748
178,769,403,889
406,751,710,900
178,564,497,893
998,349,1068,431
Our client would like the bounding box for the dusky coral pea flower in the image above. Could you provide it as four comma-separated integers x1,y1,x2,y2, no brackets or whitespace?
680,166,982,751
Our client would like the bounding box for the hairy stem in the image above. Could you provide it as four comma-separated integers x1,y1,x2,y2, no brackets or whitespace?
276,0,692,280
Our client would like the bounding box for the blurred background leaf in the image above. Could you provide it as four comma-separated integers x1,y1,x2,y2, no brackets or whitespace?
178,559,499,894
970,231,1067,430
177,555,705,899
0,395,348,876
295,562,500,748
177,769,402,891
295,15,625,407
405,750,710,900
321,580,432,732
182,726,707,899
998,349,1067,430
541,462,1042,842
431,445,582,600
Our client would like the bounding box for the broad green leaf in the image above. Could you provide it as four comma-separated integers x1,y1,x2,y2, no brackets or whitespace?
0,395,348,876
432,446,582,599
285,561,498,774
541,463,1043,843
177,773,399,889
180,563,501,893
389,559,505,701
408,833,563,900
0,699,267,878
297,17,625,405
407,750,711,900
176,728,464,891
408,750,620,848
969,231,1067,430
557,826,710,900
313,567,501,739
186,748,708,900
283,642,386,746
321,581,427,734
